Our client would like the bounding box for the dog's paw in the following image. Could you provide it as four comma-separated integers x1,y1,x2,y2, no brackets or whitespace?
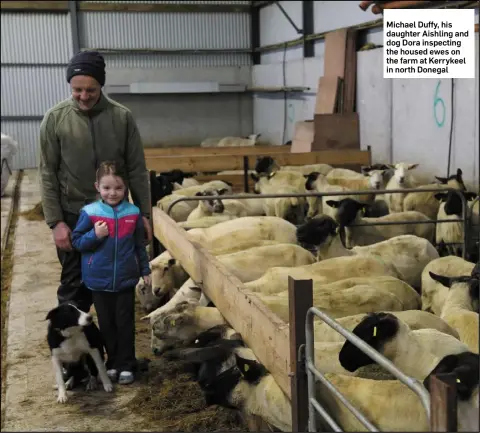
103,380,114,393
57,392,68,403
85,376,98,391
65,376,75,390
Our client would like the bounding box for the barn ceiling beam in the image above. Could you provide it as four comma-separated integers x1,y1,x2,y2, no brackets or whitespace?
0,1,250,13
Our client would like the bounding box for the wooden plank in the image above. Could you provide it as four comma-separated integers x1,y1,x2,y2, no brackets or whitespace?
152,207,291,398
429,374,457,432
315,76,341,114
144,145,291,158
0,1,68,11
343,30,358,113
77,1,249,13
146,150,371,172
313,113,360,150
324,29,348,78
288,277,312,432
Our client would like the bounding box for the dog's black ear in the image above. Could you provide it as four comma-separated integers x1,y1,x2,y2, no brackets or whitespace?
45,307,59,321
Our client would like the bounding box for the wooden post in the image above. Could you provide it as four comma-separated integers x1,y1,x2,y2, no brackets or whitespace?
429,373,457,432
288,276,313,432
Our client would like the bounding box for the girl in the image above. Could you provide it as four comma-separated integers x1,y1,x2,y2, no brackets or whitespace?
72,161,152,385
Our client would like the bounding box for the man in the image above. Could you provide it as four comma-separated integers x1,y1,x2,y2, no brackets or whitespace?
39,50,152,314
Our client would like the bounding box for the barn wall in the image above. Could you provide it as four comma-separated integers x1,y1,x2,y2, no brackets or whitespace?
0,1,253,169
253,2,479,189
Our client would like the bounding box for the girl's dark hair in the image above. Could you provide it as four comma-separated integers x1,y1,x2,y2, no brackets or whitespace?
96,160,128,185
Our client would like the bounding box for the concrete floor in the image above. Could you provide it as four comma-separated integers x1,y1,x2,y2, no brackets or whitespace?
2,170,147,431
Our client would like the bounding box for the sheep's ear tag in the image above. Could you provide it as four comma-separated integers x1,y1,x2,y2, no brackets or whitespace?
268,171,276,179
456,378,461,383
194,339,199,344
170,320,176,327
373,326,377,337
244,364,250,372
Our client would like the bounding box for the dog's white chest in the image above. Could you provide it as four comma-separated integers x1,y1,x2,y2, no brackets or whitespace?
53,333,91,363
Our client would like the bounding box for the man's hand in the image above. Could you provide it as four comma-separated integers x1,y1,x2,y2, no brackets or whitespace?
53,222,73,251
94,221,109,239
142,216,152,244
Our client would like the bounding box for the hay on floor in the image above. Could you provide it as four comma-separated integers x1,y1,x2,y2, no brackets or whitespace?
127,355,246,432
19,202,44,221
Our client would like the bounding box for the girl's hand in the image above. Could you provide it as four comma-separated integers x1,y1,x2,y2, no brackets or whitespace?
143,275,152,287
94,221,109,238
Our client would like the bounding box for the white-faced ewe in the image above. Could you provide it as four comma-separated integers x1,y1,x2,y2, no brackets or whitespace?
435,190,478,258
243,255,399,295
136,278,165,313
217,133,261,147
144,243,315,321
384,162,420,213
304,172,357,221
296,215,439,289
402,168,466,220
338,312,479,432
326,198,435,247
325,166,388,203
421,256,475,315
1,132,18,197
165,331,292,432
428,271,479,353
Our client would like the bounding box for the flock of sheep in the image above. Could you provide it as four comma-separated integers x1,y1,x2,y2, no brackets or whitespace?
137,156,479,432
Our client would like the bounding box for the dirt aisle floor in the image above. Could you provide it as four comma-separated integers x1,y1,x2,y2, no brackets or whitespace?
2,170,246,432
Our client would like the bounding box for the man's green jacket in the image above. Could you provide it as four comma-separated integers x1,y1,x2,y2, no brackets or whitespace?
38,93,151,226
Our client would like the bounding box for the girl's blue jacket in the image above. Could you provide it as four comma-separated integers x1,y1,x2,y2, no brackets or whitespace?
71,199,150,292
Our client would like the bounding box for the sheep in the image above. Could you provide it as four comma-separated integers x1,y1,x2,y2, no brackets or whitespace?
420,256,475,315
217,133,261,147
428,271,479,353
304,172,357,221
251,281,418,321
186,188,248,221
1,132,18,197
384,162,420,213
135,279,165,313
171,180,233,198
314,309,459,342
200,137,222,147
402,168,466,220
435,190,478,257
243,255,400,295
325,166,388,203
254,156,308,190
146,242,315,315
296,215,439,288
153,303,459,348
327,198,435,247
159,169,199,188
251,172,306,225
281,163,333,176
338,312,479,432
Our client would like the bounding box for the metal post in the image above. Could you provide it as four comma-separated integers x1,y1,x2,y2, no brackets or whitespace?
250,3,261,65
302,1,315,58
429,374,457,432
68,0,81,55
243,155,250,193
288,277,312,432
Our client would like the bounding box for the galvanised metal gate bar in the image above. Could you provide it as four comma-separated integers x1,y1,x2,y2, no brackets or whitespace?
304,307,431,432
164,186,471,258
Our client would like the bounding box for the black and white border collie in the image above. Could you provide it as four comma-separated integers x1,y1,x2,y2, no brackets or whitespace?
46,303,113,403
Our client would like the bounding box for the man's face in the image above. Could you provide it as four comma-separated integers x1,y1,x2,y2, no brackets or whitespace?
70,75,101,111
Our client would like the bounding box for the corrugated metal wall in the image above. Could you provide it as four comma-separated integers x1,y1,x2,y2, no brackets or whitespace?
1,12,72,169
1,1,252,168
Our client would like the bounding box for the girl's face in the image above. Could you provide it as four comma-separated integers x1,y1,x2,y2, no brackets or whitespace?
95,174,126,206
